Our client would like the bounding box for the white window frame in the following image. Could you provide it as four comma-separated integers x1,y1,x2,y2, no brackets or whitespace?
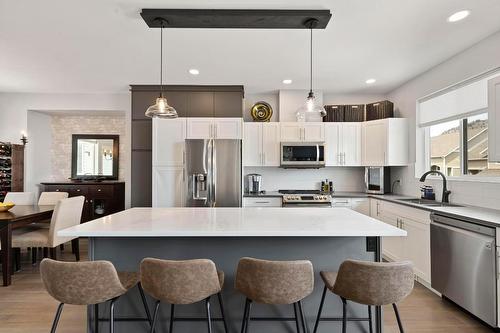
415,67,500,183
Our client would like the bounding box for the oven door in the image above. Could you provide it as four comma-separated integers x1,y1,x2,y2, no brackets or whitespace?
280,142,325,168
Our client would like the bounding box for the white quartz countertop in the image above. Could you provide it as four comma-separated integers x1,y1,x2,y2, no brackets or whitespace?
58,207,407,237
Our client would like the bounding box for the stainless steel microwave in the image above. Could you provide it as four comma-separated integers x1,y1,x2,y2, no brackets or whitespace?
280,142,325,169
365,167,391,194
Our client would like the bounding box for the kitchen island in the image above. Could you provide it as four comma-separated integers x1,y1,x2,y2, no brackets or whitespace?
59,207,406,333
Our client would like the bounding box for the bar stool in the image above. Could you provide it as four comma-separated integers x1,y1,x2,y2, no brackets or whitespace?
140,258,228,333
235,257,314,333
313,260,414,333
40,258,152,333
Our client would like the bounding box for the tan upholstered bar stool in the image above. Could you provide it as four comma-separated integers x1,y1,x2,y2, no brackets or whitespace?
235,257,314,333
40,259,152,333
140,258,228,333
313,260,414,333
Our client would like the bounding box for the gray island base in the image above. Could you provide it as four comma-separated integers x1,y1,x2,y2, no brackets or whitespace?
89,236,382,333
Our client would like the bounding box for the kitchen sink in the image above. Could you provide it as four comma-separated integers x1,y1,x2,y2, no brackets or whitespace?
396,198,463,207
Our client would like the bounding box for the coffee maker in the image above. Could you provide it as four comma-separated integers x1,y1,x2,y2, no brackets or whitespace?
246,174,263,194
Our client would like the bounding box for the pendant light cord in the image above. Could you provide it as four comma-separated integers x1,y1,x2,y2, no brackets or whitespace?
310,26,313,94
159,21,164,98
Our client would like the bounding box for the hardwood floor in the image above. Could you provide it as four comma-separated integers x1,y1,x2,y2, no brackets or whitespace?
0,242,494,333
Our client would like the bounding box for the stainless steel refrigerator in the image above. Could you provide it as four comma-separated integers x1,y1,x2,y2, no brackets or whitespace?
185,139,241,207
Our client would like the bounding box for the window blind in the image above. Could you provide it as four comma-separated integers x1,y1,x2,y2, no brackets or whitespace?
418,71,500,127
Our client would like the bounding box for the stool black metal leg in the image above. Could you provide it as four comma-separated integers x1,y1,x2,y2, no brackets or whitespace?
50,303,64,333
293,303,300,333
240,298,249,333
109,297,118,333
392,303,404,333
245,299,252,333
150,301,160,333
298,301,308,333
217,292,229,333
313,286,327,333
94,303,99,333
368,305,373,333
341,297,347,333
170,303,175,333
137,283,153,330
206,297,213,333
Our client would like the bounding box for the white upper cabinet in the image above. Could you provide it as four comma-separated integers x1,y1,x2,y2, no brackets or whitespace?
186,118,242,139
362,118,408,166
262,123,280,166
280,122,324,142
153,118,186,167
325,123,361,166
488,76,500,162
214,118,242,139
243,123,262,166
186,118,212,139
243,123,280,167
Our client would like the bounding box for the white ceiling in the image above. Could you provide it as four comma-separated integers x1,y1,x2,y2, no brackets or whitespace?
1,0,500,95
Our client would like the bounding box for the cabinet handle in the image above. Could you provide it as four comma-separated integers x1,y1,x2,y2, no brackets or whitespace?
97,189,102,192
263,152,266,165
76,189,81,192
214,124,218,138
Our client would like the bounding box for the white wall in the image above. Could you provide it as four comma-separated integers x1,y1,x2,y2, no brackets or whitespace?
26,111,52,197
387,30,500,209
0,92,132,207
244,167,365,193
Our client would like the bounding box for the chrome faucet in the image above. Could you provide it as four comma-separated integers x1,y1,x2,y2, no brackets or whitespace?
419,170,451,203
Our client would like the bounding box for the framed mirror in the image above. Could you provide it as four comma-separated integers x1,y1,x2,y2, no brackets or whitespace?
71,134,119,180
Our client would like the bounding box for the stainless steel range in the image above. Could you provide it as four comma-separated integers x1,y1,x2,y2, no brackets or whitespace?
279,190,332,207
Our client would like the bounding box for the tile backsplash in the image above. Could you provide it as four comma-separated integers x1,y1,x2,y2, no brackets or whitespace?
244,167,365,192
50,115,126,181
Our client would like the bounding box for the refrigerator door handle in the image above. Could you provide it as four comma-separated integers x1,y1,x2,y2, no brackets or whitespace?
212,139,217,207
205,140,212,206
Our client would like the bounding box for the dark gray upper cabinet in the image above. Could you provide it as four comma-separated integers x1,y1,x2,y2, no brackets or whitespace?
214,91,243,117
165,91,188,117
132,91,157,120
131,121,152,150
187,92,215,117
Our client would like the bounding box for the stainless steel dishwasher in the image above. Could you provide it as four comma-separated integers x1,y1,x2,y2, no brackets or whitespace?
430,213,497,327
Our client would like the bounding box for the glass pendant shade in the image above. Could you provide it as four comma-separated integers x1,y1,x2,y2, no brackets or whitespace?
145,97,178,118
296,92,326,121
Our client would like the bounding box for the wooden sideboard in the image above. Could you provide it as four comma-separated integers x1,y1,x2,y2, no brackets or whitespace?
40,181,125,222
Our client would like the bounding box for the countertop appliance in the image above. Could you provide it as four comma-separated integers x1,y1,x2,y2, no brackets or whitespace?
280,142,325,169
279,190,332,207
430,213,497,327
185,139,241,207
365,166,390,194
246,174,263,194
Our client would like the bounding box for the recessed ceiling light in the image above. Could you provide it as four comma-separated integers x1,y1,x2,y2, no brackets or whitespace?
447,10,470,23
188,68,200,75
282,79,293,85
365,78,376,84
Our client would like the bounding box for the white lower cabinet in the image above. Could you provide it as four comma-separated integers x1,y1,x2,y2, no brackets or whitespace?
370,198,431,284
243,197,282,207
152,167,184,208
350,198,370,215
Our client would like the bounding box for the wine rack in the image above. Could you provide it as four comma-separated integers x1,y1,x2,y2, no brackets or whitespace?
0,142,24,202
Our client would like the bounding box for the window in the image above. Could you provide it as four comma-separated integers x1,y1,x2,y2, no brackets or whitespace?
427,113,500,177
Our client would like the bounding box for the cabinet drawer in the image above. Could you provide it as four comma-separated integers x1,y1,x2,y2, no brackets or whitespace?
331,198,351,207
44,185,71,194
243,197,282,207
68,186,88,197
89,186,114,198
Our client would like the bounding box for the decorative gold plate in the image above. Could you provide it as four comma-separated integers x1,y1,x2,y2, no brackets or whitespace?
250,101,273,122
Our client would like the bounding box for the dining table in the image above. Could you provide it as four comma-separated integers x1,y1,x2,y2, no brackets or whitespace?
0,205,54,286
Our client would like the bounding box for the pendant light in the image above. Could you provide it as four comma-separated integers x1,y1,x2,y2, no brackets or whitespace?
145,18,178,118
296,18,326,120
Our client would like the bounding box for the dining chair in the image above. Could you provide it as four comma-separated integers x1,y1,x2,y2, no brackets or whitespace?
12,196,85,261
4,192,35,205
